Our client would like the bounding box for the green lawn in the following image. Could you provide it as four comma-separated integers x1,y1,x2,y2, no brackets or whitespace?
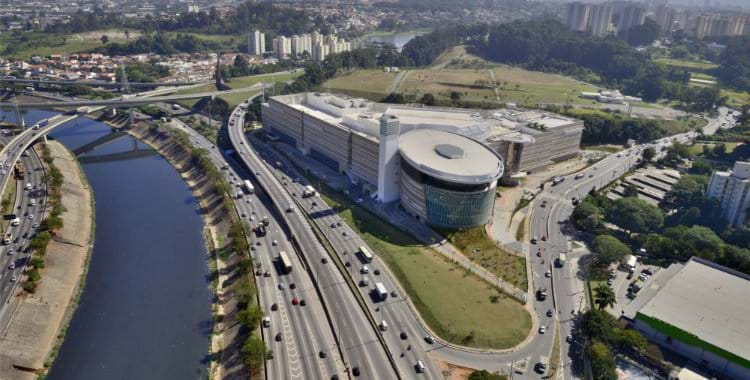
659,117,707,135
689,142,740,155
318,186,531,349
0,29,135,59
655,58,719,71
323,70,398,100
441,227,527,291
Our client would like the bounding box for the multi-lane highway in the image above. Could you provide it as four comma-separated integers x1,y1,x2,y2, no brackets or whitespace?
167,118,345,380
228,103,398,379
0,129,49,330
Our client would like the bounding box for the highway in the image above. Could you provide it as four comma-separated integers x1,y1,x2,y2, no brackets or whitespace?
0,84,263,109
528,108,738,380
228,102,398,379
0,129,49,331
166,118,345,380
249,138,442,379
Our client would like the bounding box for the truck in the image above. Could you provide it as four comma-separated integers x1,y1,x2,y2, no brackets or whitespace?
11,217,20,226
623,254,637,272
3,233,12,245
253,225,267,237
556,253,567,267
374,282,388,301
235,191,243,199
76,106,89,114
302,185,316,198
243,180,255,194
32,119,48,130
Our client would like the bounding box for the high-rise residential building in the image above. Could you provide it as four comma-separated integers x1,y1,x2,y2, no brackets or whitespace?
617,4,647,33
291,34,314,58
655,4,675,35
247,30,265,56
707,161,750,226
588,2,614,36
273,36,292,60
566,2,592,32
312,41,329,61
725,15,747,36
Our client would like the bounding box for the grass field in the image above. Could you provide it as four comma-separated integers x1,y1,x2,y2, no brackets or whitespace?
318,186,531,349
689,142,740,155
323,70,398,100
0,29,136,59
400,68,497,104
660,117,707,135
655,58,719,71
441,227,527,291
172,72,299,108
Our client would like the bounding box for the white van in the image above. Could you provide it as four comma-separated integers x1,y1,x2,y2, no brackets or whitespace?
262,317,271,328
416,360,425,373
25,183,32,190
379,320,388,331
361,265,369,274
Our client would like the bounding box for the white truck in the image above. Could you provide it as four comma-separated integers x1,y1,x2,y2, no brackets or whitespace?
11,217,20,226
302,185,316,198
623,254,637,272
243,180,255,194
374,282,388,301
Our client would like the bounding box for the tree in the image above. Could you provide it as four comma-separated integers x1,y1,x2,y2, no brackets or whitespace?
623,183,639,197
572,201,604,232
237,305,264,329
588,341,617,380
660,175,708,211
100,34,109,45
606,197,664,234
450,91,462,104
468,370,506,380
593,235,632,266
642,146,656,162
420,93,436,106
594,284,616,309
241,336,269,375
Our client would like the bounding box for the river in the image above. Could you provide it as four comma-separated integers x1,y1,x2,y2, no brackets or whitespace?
1,110,213,379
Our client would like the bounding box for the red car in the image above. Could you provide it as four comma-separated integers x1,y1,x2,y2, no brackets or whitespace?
292,297,299,305
541,235,548,241
536,251,543,257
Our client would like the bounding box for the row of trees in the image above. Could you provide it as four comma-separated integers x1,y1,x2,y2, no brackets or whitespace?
716,36,750,93
23,143,66,293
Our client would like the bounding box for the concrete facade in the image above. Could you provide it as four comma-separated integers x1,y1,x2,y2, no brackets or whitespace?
707,161,750,226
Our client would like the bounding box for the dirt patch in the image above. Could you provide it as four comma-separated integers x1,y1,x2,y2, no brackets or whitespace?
0,141,92,379
433,358,476,379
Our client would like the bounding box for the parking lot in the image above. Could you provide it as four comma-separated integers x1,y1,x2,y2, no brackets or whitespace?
602,258,682,319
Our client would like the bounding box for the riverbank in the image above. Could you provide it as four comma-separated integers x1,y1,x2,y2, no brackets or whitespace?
127,121,254,380
0,141,93,379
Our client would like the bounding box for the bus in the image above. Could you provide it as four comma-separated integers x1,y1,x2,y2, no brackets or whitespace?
358,246,373,263
243,179,255,194
279,251,293,274
374,282,388,301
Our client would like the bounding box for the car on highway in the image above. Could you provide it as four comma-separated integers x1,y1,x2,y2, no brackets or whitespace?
541,235,547,241
289,283,296,289
321,257,328,264
275,333,282,342
531,236,538,244
536,250,543,257
424,336,434,344
400,331,408,340
535,362,547,374
278,283,285,290
352,367,360,376
271,303,278,311
10,275,17,282
360,265,369,274
8,263,15,269
300,299,306,306
292,297,299,305
566,335,574,343
539,326,547,334
319,350,328,359
545,270,551,278
546,309,553,317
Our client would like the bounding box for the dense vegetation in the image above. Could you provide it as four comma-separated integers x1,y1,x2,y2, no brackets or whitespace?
45,2,317,37
402,19,725,111
716,36,750,93
582,309,650,380
572,176,750,278
97,33,220,55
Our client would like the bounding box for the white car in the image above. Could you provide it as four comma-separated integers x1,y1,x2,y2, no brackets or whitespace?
545,270,551,278
272,240,278,246
28,214,33,220
539,326,547,334
10,275,17,282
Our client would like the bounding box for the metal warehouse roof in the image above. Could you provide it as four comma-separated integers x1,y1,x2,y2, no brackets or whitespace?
637,257,750,362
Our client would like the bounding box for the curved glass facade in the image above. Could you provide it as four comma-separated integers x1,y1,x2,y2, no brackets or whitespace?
400,160,497,229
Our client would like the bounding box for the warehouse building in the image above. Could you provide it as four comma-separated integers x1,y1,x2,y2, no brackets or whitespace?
629,257,750,379
262,93,582,227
